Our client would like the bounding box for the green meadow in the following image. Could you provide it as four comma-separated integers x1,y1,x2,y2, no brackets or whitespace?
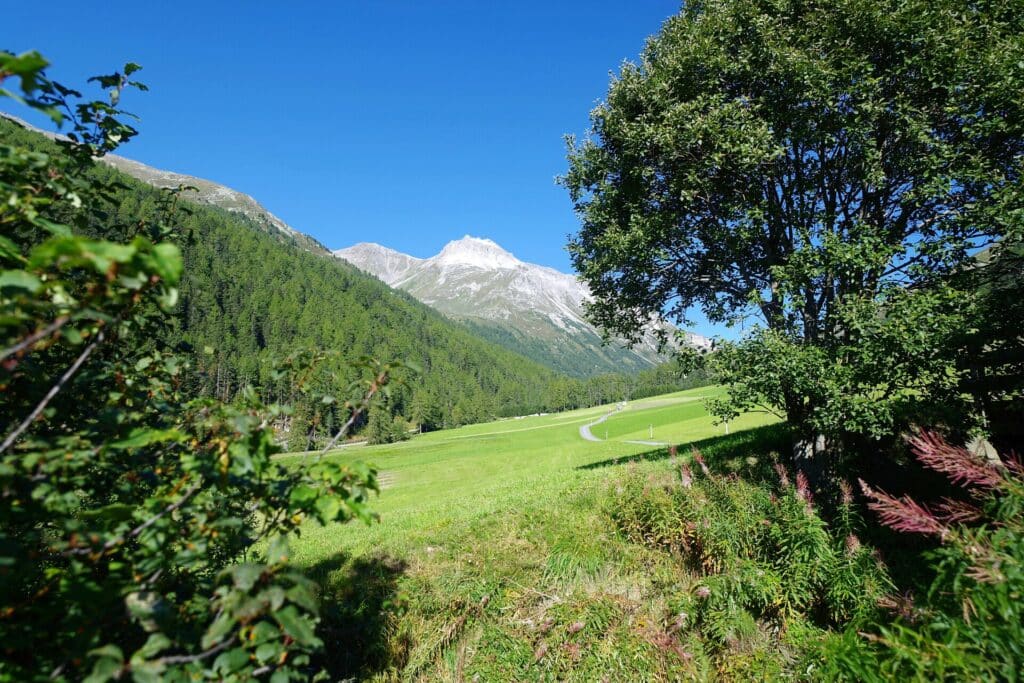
281,387,783,680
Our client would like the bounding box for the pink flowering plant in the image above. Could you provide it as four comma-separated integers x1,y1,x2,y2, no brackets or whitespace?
830,431,1024,679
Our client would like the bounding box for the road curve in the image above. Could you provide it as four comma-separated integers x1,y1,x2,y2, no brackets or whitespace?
579,408,619,442
578,404,670,447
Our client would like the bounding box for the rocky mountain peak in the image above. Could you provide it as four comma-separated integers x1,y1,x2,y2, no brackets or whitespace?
332,243,423,286
436,235,521,270
334,236,695,377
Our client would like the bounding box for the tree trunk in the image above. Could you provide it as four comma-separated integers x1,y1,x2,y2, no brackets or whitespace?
792,432,826,461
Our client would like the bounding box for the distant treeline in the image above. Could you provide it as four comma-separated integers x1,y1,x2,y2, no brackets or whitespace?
1,119,708,447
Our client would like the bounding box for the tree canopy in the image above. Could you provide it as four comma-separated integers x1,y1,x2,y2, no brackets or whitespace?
563,0,1024,458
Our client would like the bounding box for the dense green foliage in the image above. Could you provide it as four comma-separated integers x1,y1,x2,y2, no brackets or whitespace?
543,361,711,413
608,449,891,675
558,2,1024,676
0,53,395,682
954,238,1024,451
563,0,1024,460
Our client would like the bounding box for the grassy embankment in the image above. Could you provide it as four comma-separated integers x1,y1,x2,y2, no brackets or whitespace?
282,386,784,680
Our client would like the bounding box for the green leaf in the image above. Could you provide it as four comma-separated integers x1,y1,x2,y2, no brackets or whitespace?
286,582,319,613
108,428,185,450
255,641,279,663
289,484,317,506
134,633,171,659
314,495,341,522
0,235,23,262
32,217,72,236
229,563,264,591
84,644,124,683
129,663,164,683
266,534,290,565
275,605,318,646
212,647,250,674
150,242,183,282
80,502,135,522
201,610,237,650
0,270,42,294
84,658,122,683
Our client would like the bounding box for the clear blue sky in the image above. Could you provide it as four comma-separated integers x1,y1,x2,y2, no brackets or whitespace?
3,1,733,337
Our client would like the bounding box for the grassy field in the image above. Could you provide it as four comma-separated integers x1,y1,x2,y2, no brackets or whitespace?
284,386,783,680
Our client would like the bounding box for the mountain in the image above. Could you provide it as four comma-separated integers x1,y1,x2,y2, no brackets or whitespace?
335,237,710,377
0,115,572,435
1,113,329,255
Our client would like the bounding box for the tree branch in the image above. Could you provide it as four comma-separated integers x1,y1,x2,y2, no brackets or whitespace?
0,330,105,455
155,637,236,666
0,315,69,363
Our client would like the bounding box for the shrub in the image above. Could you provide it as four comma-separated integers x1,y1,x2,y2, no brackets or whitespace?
0,51,395,681
606,450,891,665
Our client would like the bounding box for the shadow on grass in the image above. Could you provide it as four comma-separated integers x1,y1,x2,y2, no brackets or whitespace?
305,551,410,680
577,422,792,483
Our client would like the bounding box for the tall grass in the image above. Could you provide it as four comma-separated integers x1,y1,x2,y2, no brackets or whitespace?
605,441,892,675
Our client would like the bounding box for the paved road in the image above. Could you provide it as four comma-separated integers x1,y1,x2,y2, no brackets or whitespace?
579,408,619,442
578,405,669,447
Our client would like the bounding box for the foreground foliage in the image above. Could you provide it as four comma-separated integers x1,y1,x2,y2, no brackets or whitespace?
817,433,1024,680
608,447,891,676
0,52,390,681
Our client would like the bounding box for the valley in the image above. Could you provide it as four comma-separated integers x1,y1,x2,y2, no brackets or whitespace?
3,3,1022,679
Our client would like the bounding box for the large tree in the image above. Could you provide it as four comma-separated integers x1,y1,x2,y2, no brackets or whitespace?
563,0,1024,460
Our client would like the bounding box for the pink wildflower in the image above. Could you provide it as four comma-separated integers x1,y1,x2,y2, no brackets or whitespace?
908,430,1003,490
839,479,854,506
680,462,693,488
858,479,950,539
845,534,862,556
692,447,710,476
795,470,814,509
773,462,790,488
934,497,984,524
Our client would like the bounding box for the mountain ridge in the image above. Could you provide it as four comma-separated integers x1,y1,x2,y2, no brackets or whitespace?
336,237,710,377
0,113,330,254
2,113,708,379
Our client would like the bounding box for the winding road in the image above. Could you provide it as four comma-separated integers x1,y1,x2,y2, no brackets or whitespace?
579,407,618,442
578,404,669,447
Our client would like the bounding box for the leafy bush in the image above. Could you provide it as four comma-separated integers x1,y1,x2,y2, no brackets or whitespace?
0,52,394,681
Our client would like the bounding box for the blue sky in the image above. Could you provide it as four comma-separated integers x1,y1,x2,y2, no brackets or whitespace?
3,1,733,337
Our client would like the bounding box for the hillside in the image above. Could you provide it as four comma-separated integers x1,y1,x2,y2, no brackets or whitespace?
0,117,564,434
1,112,329,255
336,238,711,377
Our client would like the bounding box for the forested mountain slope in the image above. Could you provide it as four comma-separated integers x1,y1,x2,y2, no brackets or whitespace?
1,117,563,436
